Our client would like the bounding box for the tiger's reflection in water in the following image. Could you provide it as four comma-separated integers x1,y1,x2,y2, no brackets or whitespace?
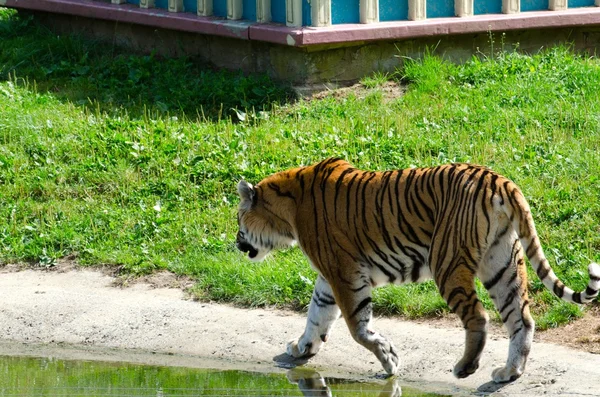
286,368,401,397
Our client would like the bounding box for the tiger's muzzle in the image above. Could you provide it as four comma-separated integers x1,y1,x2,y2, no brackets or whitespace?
236,232,259,259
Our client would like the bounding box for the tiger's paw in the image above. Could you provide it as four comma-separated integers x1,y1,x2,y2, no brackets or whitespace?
492,366,522,383
382,356,400,376
377,341,400,375
286,338,321,358
453,359,479,379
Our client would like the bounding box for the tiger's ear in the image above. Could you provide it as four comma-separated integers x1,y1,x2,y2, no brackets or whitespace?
237,180,255,202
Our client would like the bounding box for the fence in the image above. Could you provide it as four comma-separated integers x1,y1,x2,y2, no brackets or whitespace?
4,0,600,83
108,0,599,27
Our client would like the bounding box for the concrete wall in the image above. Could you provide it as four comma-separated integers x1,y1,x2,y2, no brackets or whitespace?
26,10,600,85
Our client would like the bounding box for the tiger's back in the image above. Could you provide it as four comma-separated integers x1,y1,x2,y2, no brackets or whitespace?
236,158,599,383
287,159,510,286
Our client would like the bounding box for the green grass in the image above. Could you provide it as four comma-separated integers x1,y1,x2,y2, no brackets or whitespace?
360,71,394,88
1,8,600,329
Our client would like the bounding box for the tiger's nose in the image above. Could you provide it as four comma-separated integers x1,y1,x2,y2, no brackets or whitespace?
236,239,258,259
237,240,252,253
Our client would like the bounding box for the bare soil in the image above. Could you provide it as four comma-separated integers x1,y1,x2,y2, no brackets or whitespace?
536,307,600,354
295,81,405,103
0,262,599,396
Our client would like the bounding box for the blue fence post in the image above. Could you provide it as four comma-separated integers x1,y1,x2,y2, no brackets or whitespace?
311,0,332,26
361,0,379,22
286,0,302,26
198,0,213,15
408,0,426,19
502,0,519,13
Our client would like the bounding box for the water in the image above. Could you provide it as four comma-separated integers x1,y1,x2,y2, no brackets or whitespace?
0,355,447,396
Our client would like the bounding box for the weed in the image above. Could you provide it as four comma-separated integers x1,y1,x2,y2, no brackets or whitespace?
360,71,393,88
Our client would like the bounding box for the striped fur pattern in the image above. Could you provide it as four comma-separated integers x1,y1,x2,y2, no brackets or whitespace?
236,158,600,383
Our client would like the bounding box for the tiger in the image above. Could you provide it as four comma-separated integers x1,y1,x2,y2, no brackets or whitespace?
235,157,600,383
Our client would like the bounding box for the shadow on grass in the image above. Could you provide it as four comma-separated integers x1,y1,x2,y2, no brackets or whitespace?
0,9,296,121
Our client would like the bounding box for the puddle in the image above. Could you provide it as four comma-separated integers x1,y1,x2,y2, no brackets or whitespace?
0,354,449,396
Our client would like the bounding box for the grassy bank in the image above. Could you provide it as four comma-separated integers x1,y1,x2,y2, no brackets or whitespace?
1,8,599,329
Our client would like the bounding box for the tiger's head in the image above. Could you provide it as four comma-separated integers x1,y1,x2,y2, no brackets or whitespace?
236,179,296,262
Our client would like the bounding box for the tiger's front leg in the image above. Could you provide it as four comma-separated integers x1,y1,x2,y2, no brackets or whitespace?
333,282,400,376
287,275,341,358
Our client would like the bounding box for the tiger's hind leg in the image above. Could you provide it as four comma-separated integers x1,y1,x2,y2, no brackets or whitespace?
330,280,400,375
287,275,341,358
432,253,489,379
480,236,534,383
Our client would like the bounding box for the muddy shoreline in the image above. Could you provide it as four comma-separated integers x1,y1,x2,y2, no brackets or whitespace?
1,265,599,396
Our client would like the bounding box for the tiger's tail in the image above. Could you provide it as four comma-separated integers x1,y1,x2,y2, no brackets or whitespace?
504,184,600,304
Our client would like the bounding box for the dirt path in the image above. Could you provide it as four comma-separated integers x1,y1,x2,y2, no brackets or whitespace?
0,265,599,396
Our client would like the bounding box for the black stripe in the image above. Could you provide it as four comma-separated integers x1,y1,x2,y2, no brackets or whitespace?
490,224,510,247
484,239,520,290
310,161,325,265
353,172,369,225
585,286,598,296
411,263,421,282
510,326,523,339
364,254,397,284
483,265,509,290
489,174,498,205
319,164,339,246
537,262,550,280
471,169,489,241
334,167,355,221
312,294,336,307
363,234,400,282
572,292,582,304
521,301,534,329
446,287,473,311
501,308,515,323
345,172,359,227
392,237,425,269
351,297,372,318
526,238,540,258
425,167,439,214
501,181,511,206
351,283,370,293
361,172,377,227
298,173,305,198
267,182,296,200
480,181,491,239
499,287,517,314
553,281,565,298
505,183,516,208
379,171,393,216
